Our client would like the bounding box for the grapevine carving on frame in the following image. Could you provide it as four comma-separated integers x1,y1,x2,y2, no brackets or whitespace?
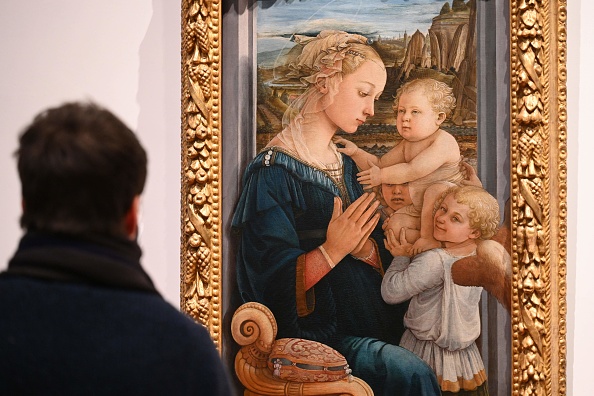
510,0,567,394
180,0,568,394
181,0,222,348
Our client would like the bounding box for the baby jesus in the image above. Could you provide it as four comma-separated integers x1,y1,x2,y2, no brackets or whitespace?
337,78,512,311
336,78,465,255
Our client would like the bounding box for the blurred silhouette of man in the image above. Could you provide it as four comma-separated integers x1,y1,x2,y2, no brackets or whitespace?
0,102,233,395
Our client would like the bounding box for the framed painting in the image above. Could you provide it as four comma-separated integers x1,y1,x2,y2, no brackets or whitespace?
180,0,567,394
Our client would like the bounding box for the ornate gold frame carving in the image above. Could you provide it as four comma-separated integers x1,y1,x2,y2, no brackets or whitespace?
180,0,222,346
180,0,568,394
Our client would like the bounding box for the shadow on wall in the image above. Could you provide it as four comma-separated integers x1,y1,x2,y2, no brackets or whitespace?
136,0,182,306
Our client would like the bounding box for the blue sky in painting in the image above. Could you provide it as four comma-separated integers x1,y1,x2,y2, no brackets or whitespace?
257,0,447,53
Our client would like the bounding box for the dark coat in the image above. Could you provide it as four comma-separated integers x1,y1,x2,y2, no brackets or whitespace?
0,232,234,396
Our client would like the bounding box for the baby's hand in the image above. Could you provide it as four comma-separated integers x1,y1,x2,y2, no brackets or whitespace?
357,161,382,187
410,237,440,256
384,228,413,257
333,137,359,156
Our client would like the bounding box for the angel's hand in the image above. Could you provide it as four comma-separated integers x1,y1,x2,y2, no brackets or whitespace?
384,227,413,257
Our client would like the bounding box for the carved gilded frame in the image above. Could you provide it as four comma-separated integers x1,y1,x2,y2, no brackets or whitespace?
180,0,568,394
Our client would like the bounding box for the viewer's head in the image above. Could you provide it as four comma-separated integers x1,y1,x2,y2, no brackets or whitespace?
433,185,500,242
16,102,147,237
393,78,456,118
381,183,413,211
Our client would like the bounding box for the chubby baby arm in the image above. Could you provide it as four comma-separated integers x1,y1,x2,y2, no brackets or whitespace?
357,159,438,188
366,131,461,187
334,137,378,171
355,143,406,187
333,136,359,156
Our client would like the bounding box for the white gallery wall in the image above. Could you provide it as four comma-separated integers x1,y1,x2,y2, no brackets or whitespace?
0,1,181,305
0,1,591,393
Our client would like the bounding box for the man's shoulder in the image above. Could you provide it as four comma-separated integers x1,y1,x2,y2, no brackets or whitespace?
0,274,203,334
0,275,224,369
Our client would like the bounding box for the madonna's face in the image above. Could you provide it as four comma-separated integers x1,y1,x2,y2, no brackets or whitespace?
322,60,387,134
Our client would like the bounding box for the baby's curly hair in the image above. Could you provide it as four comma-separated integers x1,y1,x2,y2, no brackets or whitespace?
393,78,456,118
433,185,500,240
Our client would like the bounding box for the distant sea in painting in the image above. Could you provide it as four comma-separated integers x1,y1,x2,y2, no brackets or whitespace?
257,0,446,55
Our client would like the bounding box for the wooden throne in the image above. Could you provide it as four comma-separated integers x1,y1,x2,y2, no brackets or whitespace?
231,302,373,396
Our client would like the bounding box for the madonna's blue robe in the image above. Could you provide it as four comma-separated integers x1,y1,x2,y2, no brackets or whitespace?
232,147,440,395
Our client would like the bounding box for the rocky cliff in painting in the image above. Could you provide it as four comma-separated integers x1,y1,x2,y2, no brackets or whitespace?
397,30,431,81
450,0,477,127
428,3,470,73
427,0,476,127
396,2,471,76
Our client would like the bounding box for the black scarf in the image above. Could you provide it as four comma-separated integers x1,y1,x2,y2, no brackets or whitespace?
3,231,158,294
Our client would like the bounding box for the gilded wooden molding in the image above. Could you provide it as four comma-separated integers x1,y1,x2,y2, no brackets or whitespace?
180,0,222,348
180,0,568,394
509,0,567,394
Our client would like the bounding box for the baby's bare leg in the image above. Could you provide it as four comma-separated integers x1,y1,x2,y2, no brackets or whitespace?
410,183,451,254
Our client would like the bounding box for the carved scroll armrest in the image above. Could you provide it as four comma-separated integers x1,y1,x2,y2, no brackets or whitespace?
231,302,278,370
231,302,373,396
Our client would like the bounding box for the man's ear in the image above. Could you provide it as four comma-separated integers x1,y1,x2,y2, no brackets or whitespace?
315,77,328,94
436,112,446,125
124,196,141,240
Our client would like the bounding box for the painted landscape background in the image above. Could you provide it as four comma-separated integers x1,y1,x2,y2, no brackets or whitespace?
256,0,478,166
